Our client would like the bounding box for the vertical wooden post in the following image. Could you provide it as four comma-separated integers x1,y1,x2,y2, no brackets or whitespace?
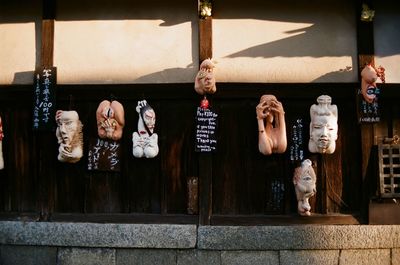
199,18,213,63
198,3,213,225
199,155,212,225
356,0,376,219
37,0,56,220
357,0,375,179
41,0,55,67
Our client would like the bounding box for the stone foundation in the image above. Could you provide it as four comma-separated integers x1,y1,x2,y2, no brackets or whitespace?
1,221,399,265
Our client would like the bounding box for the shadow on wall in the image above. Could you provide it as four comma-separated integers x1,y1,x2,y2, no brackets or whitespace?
311,68,354,82
133,66,197,83
211,0,360,82
226,24,352,59
0,0,196,26
12,71,35,85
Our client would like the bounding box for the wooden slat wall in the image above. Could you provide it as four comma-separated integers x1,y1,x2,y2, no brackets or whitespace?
1,0,399,224
0,83,373,224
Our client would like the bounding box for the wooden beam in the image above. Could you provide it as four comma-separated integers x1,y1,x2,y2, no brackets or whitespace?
356,0,377,220
199,18,213,63
198,6,213,225
199,154,212,225
356,0,375,178
37,0,57,221
41,19,54,67
41,0,56,67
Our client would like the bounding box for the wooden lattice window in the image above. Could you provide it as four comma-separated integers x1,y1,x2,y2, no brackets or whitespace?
378,144,400,198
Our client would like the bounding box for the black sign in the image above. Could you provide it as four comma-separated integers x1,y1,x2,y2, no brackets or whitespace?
33,67,57,130
289,118,305,162
195,107,218,153
88,138,121,172
357,88,380,123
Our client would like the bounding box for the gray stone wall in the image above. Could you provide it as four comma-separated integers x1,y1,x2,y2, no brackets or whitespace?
1,221,400,265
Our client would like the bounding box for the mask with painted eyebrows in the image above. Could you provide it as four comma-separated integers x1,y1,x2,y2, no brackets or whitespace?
96,100,125,141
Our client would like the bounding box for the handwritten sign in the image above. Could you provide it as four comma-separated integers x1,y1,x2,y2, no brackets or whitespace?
357,88,380,123
195,107,218,152
33,67,57,130
289,118,305,162
88,138,121,172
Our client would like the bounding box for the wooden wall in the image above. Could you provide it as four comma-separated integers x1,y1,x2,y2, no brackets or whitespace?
2,83,397,224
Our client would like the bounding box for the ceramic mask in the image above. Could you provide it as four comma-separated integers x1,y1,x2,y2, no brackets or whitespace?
309,95,338,154
55,110,83,163
256,95,287,155
194,59,216,95
361,64,379,104
96,100,125,140
293,159,316,216
132,100,159,158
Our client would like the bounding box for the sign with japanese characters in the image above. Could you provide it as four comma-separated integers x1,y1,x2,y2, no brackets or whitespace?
289,118,305,162
88,138,121,172
195,107,218,152
32,67,57,130
357,88,380,123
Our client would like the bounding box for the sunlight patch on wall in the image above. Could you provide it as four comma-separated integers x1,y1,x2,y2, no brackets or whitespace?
375,55,400,83
214,19,313,58
54,20,197,84
213,18,357,83
0,23,36,84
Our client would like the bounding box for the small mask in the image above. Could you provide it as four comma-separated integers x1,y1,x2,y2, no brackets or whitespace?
55,110,83,163
195,59,216,95
293,159,316,216
132,100,159,158
309,95,338,154
361,64,385,104
96,100,125,140
256,95,287,155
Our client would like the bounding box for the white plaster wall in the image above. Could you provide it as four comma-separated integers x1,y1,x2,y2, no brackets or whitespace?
374,2,400,83
213,0,358,83
54,0,198,84
2,0,399,85
0,1,40,85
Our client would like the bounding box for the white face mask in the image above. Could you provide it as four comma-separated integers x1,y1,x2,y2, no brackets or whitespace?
55,110,83,163
309,95,338,154
143,109,156,133
56,111,79,144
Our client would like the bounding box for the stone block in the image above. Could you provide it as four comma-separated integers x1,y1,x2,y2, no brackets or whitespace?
116,249,176,265
57,247,115,265
177,250,221,265
197,225,400,250
392,248,400,265
339,249,390,265
0,221,196,249
0,245,56,265
280,250,339,265
221,250,279,265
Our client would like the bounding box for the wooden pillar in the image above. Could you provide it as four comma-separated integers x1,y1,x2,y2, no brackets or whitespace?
37,0,56,220
41,0,55,67
357,0,375,179
356,0,376,219
199,18,212,63
198,3,213,225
